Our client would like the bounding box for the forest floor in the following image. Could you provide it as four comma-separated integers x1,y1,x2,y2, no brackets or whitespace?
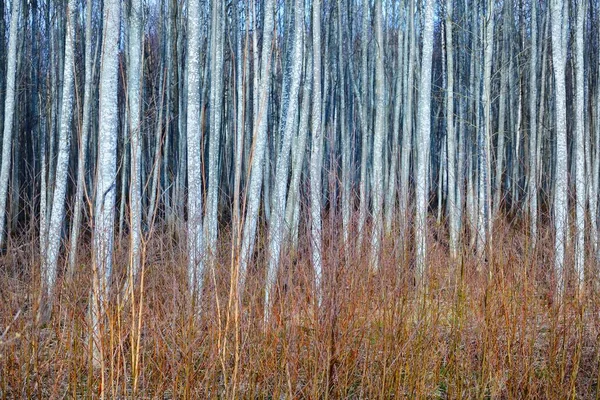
1,216,599,398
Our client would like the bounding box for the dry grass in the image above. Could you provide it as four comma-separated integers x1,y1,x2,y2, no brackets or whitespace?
1,215,600,399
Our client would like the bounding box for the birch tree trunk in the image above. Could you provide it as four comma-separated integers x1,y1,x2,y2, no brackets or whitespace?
357,0,370,250
476,0,494,260
310,0,324,305
384,9,405,236
128,0,144,284
69,0,95,275
370,0,385,269
239,0,275,310
415,0,434,281
285,49,312,252
550,0,569,295
399,0,415,245
493,16,508,217
268,0,304,285
205,0,224,265
0,0,20,248
186,0,205,301
528,0,538,248
445,0,458,257
92,0,120,364
593,29,600,263
44,0,76,299
574,0,586,286
339,1,351,248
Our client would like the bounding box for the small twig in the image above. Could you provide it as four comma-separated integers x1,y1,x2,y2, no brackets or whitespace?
0,308,22,343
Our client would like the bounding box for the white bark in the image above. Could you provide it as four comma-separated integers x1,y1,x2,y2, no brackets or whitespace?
357,0,370,249
415,0,434,280
285,50,312,252
44,0,76,297
239,0,275,307
186,0,205,299
310,0,324,304
385,10,405,236
594,30,600,263
550,0,568,295
92,0,120,365
0,0,20,248
205,0,224,264
493,3,508,216
370,0,385,269
128,0,144,283
148,63,165,224
574,0,585,285
445,0,458,257
476,0,494,260
94,0,120,292
528,0,538,248
268,0,304,285
399,0,415,242
69,0,95,276
339,2,351,248
40,127,48,260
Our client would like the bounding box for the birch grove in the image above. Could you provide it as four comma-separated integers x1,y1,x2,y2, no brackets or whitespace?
2,1,600,390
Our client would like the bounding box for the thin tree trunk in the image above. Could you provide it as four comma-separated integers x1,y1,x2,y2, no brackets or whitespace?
68,0,95,276
593,26,600,263
310,0,324,306
186,0,205,302
268,0,304,287
574,0,586,285
0,0,21,248
43,0,76,300
370,0,385,269
550,0,569,295
415,0,434,282
339,1,351,249
476,0,493,260
399,0,415,246
445,0,458,257
239,0,275,311
285,49,312,252
357,0,370,250
128,0,144,282
528,0,538,247
92,0,121,367
205,0,224,264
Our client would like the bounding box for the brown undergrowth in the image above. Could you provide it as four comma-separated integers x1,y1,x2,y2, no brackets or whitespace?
1,215,599,398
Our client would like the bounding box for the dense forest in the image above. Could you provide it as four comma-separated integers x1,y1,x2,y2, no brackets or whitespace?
1,0,600,397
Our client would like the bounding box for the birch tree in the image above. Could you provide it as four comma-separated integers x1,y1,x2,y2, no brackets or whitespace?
357,0,370,249
186,0,204,300
574,0,585,285
399,0,416,243
128,0,144,284
445,0,458,257
205,0,224,265
93,0,120,314
370,0,385,268
593,23,600,264
43,0,76,298
550,0,569,294
415,0,435,280
268,0,304,282
0,0,20,248
528,0,539,248
69,0,95,275
310,0,324,303
476,0,494,260
239,0,275,312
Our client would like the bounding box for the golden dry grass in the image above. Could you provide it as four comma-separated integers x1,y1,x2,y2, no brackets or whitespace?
1,216,599,398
